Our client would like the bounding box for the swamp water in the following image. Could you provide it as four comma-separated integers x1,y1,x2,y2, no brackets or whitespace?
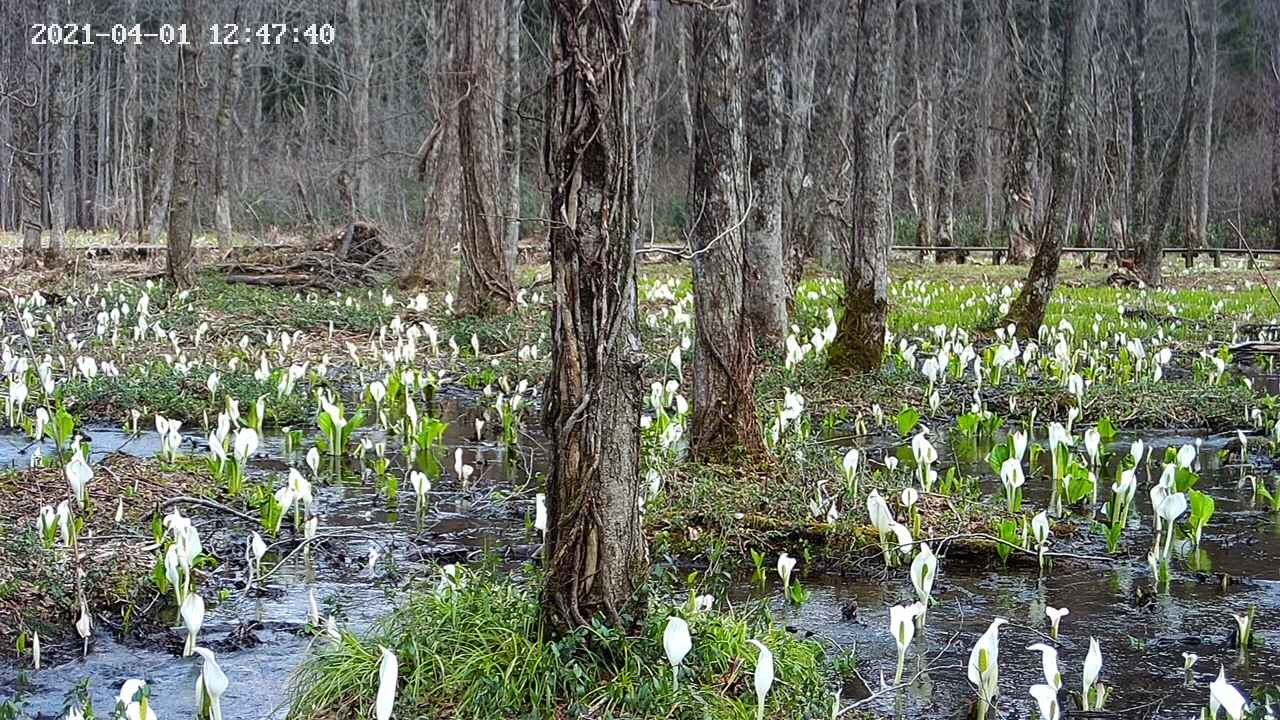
2,406,1278,719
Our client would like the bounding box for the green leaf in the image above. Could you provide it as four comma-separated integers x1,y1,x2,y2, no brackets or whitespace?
896,407,920,437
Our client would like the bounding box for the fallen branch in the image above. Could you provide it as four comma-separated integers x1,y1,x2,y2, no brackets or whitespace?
163,496,261,524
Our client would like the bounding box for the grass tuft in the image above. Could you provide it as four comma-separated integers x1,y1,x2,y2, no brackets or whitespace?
287,567,833,719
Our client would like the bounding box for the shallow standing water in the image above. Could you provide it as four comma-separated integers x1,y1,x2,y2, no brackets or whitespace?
2,413,1279,718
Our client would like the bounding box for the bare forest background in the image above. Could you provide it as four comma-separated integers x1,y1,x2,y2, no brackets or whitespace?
2,0,1280,286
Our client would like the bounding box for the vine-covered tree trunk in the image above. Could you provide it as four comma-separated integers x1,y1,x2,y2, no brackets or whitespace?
689,1,765,460
1134,0,1199,287
541,0,646,631
1002,0,1082,337
828,0,895,373
455,0,515,316
166,0,199,289
214,42,242,250
743,0,789,349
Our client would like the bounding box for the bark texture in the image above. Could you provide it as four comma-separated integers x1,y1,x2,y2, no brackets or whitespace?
455,0,516,316
502,0,524,258
166,0,199,289
689,1,765,460
1002,0,1037,264
214,42,243,250
743,0,789,349
1128,0,1149,247
1002,0,1082,337
828,0,895,373
541,0,647,631
402,2,457,291
1195,0,1218,251
1134,0,1199,287
45,0,66,262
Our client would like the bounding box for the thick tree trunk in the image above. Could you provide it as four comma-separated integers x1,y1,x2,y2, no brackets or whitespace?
1002,0,1082,337
502,0,523,260
1134,0,1199,287
828,0,895,372
743,0,789,349
1195,0,1218,251
782,0,818,285
214,42,242,250
403,112,459,290
1002,0,1037,264
166,0,199,289
401,2,457,291
16,100,42,266
541,0,646,631
689,1,765,460
454,0,516,316
146,115,176,245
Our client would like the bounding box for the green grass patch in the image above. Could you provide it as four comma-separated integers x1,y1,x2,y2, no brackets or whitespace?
287,568,834,720
61,361,311,427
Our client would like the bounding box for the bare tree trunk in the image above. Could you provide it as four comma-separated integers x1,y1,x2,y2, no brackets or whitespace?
781,0,818,286
828,0,895,372
1272,37,1280,249
455,0,516,315
146,115,176,245
689,1,765,460
636,0,661,236
980,0,997,244
541,0,646,631
935,0,962,263
45,0,66,263
14,3,42,267
1134,0,1199,287
1195,0,1218,251
502,0,524,261
167,0,200,289
744,0,789,349
16,116,42,266
214,42,243,250
1128,0,1149,249
346,0,372,221
1002,0,1037,264
910,0,938,261
119,0,140,239
402,112,458,290
402,1,457,291
1002,0,1082,337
